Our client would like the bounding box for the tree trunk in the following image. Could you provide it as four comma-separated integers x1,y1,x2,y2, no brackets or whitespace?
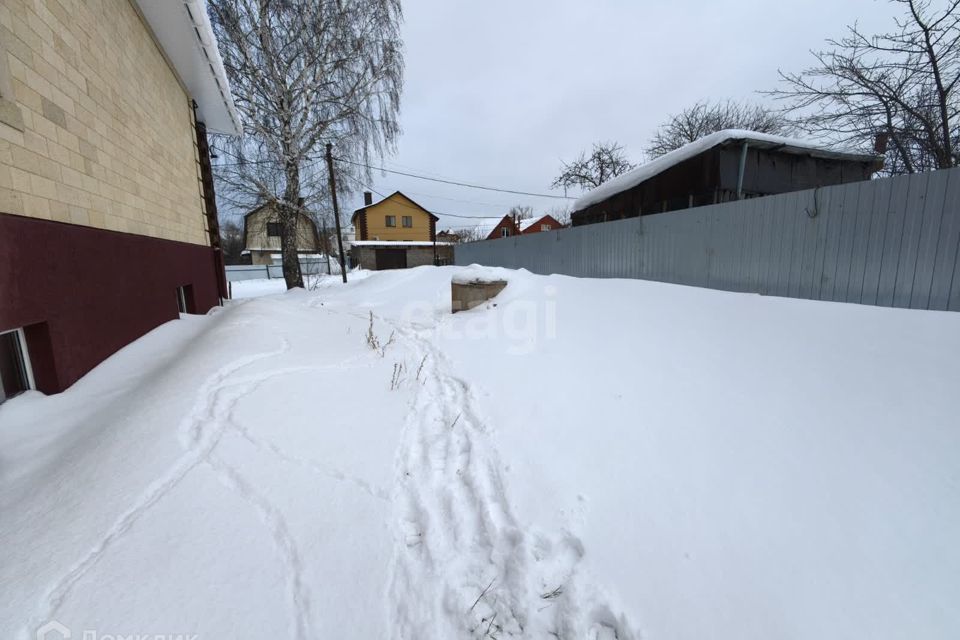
280,160,304,289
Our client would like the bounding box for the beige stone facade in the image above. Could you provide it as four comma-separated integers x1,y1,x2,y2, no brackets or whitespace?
243,204,321,265
0,0,209,245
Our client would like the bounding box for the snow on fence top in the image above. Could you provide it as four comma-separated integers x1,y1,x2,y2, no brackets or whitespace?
134,0,241,135
573,129,881,211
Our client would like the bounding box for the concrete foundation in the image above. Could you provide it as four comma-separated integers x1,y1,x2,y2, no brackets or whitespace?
451,279,508,313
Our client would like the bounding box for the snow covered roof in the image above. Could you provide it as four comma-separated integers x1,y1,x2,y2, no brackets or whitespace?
134,0,241,135
351,240,454,247
518,215,559,232
573,129,883,211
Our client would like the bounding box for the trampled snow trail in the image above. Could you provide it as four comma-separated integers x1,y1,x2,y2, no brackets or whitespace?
384,317,637,639
23,335,371,640
22,341,292,640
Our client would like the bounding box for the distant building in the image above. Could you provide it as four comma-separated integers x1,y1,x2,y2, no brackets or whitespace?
242,203,321,265
485,214,564,240
350,191,453,269
487,215,519,240
520,214,564,234
571,130,884,226
436,230,461,243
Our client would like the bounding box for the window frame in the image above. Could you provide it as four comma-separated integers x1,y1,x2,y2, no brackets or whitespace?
266,221,282,237
402,216,413,228
501,227,510,237
385,215,397,228
0,328,35,402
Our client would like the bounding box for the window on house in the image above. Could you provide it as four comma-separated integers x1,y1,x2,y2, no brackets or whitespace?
176,285,195,314
541,224,550,231
385,215,396,227
0,329,33,404
402,216,412,228
266,222,281,237
501,227,510,237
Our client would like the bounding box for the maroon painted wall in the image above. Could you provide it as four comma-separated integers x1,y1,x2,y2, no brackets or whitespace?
0,213,221,394
486,216,519,240
521,215,564,235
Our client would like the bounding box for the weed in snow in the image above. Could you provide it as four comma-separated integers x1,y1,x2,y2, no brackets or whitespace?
366,311,395,357
390,362,405,390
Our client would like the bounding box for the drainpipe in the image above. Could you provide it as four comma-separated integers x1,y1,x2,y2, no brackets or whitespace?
736,141,749,200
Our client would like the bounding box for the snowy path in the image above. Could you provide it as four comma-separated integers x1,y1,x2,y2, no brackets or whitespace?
382,313,633,639
21,334,384,640
3,268,959,640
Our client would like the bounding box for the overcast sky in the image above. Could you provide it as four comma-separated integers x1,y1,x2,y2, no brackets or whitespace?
344,0,901,234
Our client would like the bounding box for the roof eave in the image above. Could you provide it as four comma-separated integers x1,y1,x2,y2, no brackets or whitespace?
133,0,241,136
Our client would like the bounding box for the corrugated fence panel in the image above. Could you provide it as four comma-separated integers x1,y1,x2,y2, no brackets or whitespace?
929,169,960,311
454,168,960,311
893,172,930,308
860,178,893,306
910,169,951,309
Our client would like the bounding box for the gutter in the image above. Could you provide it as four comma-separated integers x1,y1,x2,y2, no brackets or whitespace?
736,141,749,200
182,0,242,136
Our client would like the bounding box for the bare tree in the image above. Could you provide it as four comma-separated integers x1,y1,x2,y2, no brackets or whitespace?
456,226,485,243
551,142,635,192
507,205,534,221
770,0,960,174
546,204,572,227
647,100,791,158
219,218,245,265
209,0,403,288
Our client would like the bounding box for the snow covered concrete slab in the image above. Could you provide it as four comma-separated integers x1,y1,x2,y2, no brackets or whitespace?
2,266,958,639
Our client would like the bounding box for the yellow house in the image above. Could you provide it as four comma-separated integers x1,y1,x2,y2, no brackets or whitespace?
352,191,437,241
242,203,321,265
349,191,453,270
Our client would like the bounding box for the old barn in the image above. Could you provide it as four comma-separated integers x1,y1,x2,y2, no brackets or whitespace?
572,130,884,226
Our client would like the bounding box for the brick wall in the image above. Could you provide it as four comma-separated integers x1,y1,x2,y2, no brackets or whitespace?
0,0,208,245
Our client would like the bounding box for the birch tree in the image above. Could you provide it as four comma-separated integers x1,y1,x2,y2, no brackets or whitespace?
210,0,403,288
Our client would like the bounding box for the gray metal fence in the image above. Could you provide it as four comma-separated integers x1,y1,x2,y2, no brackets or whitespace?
455,168,960,311
225,258,342,282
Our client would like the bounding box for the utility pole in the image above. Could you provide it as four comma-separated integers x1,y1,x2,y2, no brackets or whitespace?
324,143,348,283
321,218,332,275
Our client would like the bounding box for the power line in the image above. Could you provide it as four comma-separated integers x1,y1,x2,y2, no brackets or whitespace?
341,174,507,220
213,150,561,219
334,157,574,200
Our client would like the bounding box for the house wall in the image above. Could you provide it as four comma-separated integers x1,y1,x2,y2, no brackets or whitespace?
522,215,563,234
0,0,225,394
0,0,208,244
350,245,453,270
486,217,518,240
244,205,320,254
0,214,221,392
359,193,434,241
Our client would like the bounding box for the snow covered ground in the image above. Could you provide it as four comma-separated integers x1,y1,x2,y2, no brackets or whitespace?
2,268,959,639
